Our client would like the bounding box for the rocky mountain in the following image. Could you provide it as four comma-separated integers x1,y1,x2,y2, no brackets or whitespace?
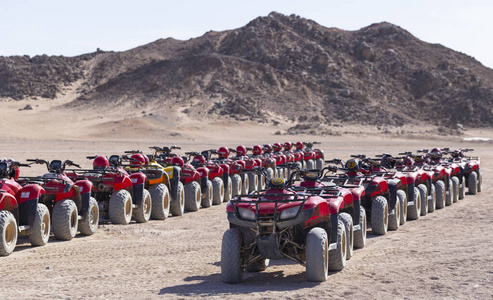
2,12,493,132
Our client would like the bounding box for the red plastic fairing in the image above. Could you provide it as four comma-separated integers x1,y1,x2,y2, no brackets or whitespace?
0,192,18,211
16,184,45,204
196,166,209,178
75,180,93,194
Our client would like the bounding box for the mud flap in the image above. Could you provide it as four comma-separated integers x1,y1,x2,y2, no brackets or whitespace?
79,192,91,216
256,234,283,259
131,184,145,211
387,179,398,212
170,167,181,202
407,184,415,206
201,176,208,193
353,199,361,231
329,213,338,247
18,198,39,227
223,173,230,188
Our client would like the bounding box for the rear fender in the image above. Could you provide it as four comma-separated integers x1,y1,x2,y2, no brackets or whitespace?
16,184,45,205
130,172,147,186
17,184,44,227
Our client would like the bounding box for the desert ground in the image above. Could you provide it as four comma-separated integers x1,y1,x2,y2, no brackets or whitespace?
0,96,492,299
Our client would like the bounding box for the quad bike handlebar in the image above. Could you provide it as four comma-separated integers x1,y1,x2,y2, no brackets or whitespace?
124,150,142,154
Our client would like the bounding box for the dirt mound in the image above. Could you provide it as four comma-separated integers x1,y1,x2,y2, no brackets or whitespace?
2,12,493,129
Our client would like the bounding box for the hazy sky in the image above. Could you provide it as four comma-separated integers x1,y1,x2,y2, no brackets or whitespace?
2,0,492,68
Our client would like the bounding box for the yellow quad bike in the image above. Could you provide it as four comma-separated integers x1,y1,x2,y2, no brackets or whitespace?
119,150,185,218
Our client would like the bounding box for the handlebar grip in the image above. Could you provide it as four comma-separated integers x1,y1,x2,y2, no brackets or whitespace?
86,156,97,159
26,159,38,162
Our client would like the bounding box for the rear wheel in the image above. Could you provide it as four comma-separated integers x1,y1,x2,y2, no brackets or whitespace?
221,228,243,284
28,203,51,246
451,177,459,203
306,227,329,281
150,183,170,220
445,178,453,206
407,188,421,220
353,206,367,249
435,180,446,209
230,174,241,197
52,199,78,241
133,189,151,223
328,220,347,271
170,181,185,216
458,178,466,200
339,213,354,260
78,197,99,235
478,171,482,192
417,184,428,216
201,180,213,208
259,173,266,190
240,174,249,195
212,177,224,205
247,173,258,193
468,172,478,195
388,195,400,231
0,211,18,256
371,196,388,235
109,189,133,224
428,183,436,212
184,181,201,212
397,190,407,225
265,168,275,180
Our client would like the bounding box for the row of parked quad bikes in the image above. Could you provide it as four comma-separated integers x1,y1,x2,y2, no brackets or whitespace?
0,142,321,256
0,144,482,281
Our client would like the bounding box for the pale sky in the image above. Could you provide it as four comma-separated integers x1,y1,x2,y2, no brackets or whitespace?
2,0,492,68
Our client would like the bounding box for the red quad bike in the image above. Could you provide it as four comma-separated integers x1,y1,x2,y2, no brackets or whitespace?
280,142,297,177
260,144,278,179
19,159,98,240
246,145,268,190
292,141,306,169
334,156,401,235
198,150,227,205
395,152,436,216
227,147,250,195
445,148,482,197
373,154,422,223
210,147,243,201
0,160,50,255
151,145,181,165
231,145,260,194
418,148,457,208
67,155,150,225
291,164,368,260
221,169,348,283
303,142,325,170
167,156,203,212
184,151,215,209
271,143,289,180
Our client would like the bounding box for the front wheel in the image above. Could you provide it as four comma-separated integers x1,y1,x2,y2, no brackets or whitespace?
201,180,213,208
328,219,347,271
28,203,51,246
221,228,244,284
417,184,428,216
0,210,18,256
170,181,185,216
305,159,315,170
451,176,459,203
353,206,367,249
230,174,242,198
315,158,324,170
339,212,354,260
397,190,407,225
78,197,99,235
407,188,421,221
428,183,436,213
371,196,388,235
150,183,170,220
133,189,152,223
388,195,400,231
435,180,446,209
468,172,478,195
305,227,329,281
52,199,79,241
247,173,258,194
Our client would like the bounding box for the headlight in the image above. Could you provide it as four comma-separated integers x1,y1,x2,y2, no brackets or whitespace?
280,206,301,220
238,207,256,220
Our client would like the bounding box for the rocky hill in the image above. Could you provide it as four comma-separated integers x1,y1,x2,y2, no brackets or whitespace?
2,12,493,132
